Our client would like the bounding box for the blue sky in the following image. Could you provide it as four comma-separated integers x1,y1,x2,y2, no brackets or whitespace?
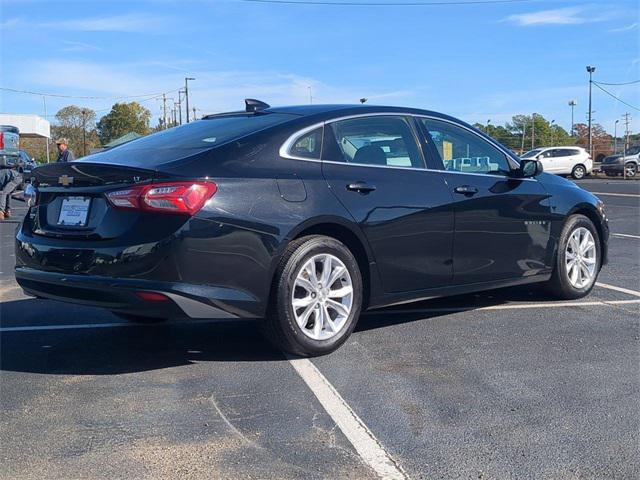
1,0,638,133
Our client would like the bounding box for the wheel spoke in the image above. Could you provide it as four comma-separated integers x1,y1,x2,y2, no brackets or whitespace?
583,256,596,265
293,295,315,309
328,285,353,299
305,259,318,284
313,308,323,337
295,276,315,293
297,303,316,328
570,263,579,285
322,305,336,332
326,299,350,318
320,255,332,288
327,265,346,288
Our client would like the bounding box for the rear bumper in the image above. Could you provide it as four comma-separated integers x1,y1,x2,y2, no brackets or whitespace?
15,267,261,319
601,163,624,173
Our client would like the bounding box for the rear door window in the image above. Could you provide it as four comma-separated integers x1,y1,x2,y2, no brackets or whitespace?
323,116,424,169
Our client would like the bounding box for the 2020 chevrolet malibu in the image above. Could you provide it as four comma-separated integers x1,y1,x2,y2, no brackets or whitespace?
15,100,608,356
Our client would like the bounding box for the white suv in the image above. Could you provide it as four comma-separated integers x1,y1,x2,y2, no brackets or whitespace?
521,146,592,179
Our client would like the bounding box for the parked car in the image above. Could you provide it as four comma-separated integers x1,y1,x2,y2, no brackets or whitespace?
521,146,592,179
15,101,609,356
0,125,20,167
601,145,639,178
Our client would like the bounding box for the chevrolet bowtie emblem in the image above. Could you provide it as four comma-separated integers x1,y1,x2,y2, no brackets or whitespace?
58,175,74,187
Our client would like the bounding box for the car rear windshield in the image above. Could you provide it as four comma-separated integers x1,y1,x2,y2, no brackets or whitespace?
81,113,295,167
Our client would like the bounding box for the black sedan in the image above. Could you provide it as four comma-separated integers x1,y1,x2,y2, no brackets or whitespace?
15,100,608,356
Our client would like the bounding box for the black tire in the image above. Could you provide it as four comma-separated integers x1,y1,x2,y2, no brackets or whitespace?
263,235,363,357
111,312,168,323
571,164,586,179
625,162,637,178
546,214,601,300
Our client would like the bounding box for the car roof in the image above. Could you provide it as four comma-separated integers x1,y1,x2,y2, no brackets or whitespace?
266,103,443,118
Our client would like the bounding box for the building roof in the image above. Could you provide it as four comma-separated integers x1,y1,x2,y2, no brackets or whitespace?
0,114,50,139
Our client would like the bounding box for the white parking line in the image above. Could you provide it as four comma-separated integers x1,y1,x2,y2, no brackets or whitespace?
288,357,408,480
596,282,640,298
612,233,640,239
591,192,640,198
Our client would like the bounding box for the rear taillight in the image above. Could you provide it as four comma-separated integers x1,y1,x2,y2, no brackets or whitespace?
0,133,4,150
106,181,217,215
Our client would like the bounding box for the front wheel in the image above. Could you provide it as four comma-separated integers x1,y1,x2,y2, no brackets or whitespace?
571,164,586,179
263,235,363,356
546,215,601,299
625,162,637,178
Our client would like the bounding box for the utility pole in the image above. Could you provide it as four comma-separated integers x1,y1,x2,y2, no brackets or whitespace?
162,94,168,129
614,119,619,154
531,113,536,149
568,100,577,136
550,119,555,146
43,96,50,163
521,123,526,154
185,77,195,123
622,113,631,179
81,109,87,156
586,66,596,158
192,107,197,121
308,86,313,104
176,93,182,126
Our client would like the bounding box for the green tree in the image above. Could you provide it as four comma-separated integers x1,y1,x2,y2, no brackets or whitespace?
96,102,151,145
52,105,100,157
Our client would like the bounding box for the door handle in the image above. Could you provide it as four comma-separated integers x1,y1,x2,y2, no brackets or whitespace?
347,182,376,194
454,185,478,196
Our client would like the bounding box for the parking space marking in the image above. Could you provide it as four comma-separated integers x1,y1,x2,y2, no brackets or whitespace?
612,233,640,239
288,357,408,480
591,192,640,198
596,282,640,297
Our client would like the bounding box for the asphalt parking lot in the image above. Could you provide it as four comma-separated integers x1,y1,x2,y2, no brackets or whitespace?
1,178,638,480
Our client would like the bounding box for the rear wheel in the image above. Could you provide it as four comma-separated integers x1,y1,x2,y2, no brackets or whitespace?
263,235,363,356
625,162,637,178
546,215,601,299
571,164,586,179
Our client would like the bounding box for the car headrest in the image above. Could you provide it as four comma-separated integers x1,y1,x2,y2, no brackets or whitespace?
353,145,387,166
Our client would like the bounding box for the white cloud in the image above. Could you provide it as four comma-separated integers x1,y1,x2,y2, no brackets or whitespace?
505,7,592,26
1,13,166,33
18,60,414,119
60,40,103,52
609,22,639,33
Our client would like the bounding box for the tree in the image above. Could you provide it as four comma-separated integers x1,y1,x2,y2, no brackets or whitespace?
96,102,151,145
52,105,100,157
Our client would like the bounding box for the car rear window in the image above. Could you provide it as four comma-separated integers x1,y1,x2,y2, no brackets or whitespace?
81,113,295,167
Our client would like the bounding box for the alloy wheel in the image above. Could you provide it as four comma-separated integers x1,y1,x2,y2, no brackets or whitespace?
565,227,597,289
573,166,585,179
291,253,353,340
625,163,637,177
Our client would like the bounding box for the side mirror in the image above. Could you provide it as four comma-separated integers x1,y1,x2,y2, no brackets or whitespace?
519,159,544,178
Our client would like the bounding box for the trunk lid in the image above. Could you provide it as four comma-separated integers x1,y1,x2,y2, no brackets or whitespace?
27,162,186,241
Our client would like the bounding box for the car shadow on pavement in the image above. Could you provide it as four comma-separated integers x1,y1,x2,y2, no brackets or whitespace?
1,285,556,375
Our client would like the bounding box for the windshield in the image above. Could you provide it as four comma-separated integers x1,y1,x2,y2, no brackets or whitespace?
625,146,640,156
521,149,542,158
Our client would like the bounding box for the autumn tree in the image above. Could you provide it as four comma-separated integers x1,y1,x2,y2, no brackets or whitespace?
52,105,100,157
96,102,151,145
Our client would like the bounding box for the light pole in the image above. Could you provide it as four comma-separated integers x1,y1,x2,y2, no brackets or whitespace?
486,119,491,134
185,77,195,123
81,109,87,157
614,119,619,153
568,100,577,136
550,119,555,146
586,66,596,157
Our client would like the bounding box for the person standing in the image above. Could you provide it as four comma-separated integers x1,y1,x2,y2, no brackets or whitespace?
0,157,22,220
55,138,75,162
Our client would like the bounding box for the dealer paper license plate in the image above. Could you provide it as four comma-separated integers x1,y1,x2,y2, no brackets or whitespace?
58,196,91,226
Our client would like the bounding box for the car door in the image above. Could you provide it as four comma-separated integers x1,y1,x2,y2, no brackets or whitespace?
552,148,571,174
538,149,557,172
320,114,455,293
417,117,554,285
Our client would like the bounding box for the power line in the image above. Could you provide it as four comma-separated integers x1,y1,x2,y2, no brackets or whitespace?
593,79,640,86
239,0,532,5
592,82,640,112
0,86,178,100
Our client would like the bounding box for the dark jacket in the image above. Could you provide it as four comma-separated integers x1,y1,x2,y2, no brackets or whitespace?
57,149,76,162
